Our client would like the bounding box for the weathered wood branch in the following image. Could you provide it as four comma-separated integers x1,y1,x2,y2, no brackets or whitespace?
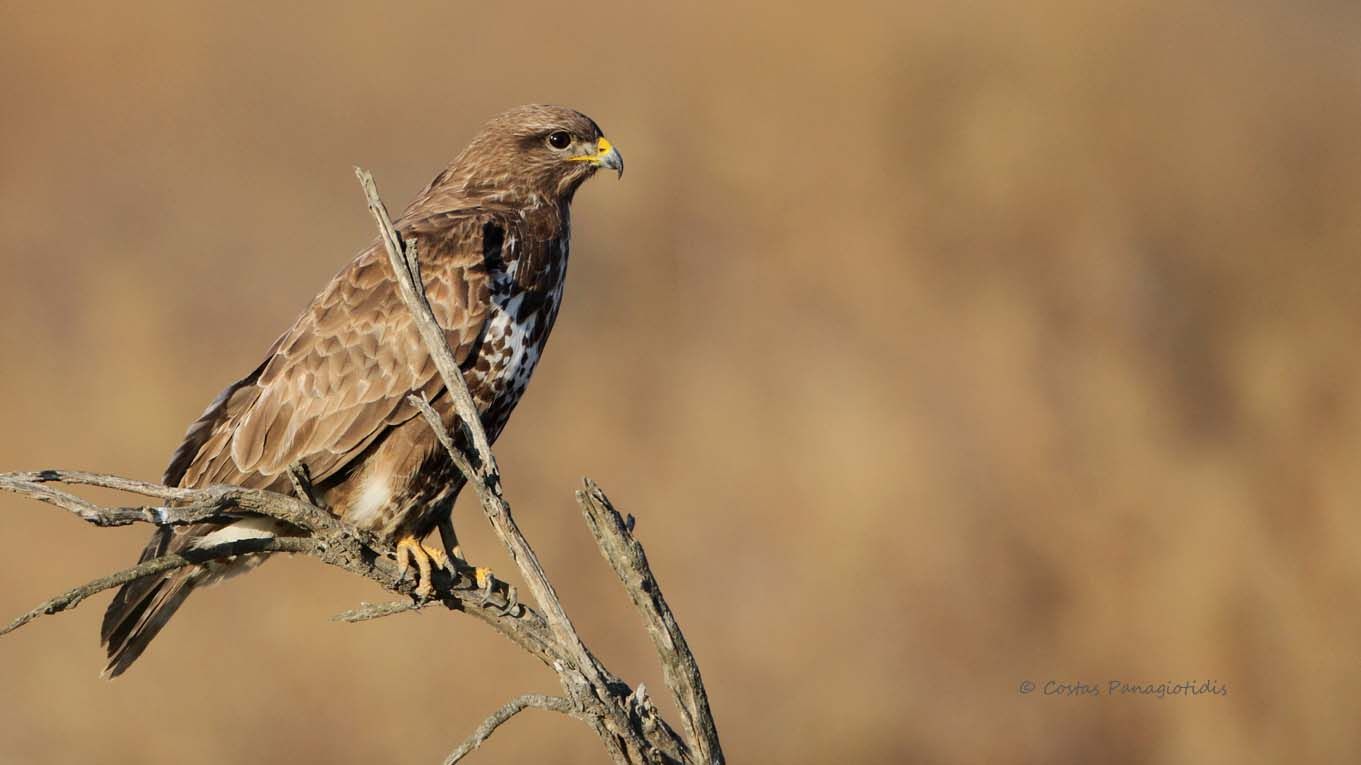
443,693,579,765
0,170,722,765
0,469,337,531
579,481,724,765
1,536,317,637
0,469,558,666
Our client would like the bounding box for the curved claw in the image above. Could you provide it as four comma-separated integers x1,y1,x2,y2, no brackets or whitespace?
476,568,497,606
395,535,442,600
474,572,519,617
434,518,515,614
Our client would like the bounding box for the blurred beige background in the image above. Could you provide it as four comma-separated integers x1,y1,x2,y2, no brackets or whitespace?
3,1,1360,763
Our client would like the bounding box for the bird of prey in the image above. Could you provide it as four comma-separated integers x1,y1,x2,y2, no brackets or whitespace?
99,104,623,678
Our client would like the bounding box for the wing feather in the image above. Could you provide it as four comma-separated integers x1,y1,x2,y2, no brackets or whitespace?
172,209,500,490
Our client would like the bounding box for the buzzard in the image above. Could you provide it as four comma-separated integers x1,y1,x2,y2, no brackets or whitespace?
99,104,623,677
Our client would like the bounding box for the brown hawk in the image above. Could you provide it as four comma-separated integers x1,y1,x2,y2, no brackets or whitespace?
99,104,623,677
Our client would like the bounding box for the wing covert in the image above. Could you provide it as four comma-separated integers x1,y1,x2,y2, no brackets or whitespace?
174,209,500,489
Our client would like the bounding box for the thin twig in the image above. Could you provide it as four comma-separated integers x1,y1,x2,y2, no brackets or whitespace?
0,469,338,534
355,167,495,469
407,393,477,480
1,537,316,637
4,469,210,499
0,483,224,528
332,599,432,623
286,462,325,509
0,474,218,527
443,694,577,765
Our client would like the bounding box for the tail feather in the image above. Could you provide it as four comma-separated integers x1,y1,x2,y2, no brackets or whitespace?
101,353,281,678
100,528,171,644
100,571,199,679
100,527,200,679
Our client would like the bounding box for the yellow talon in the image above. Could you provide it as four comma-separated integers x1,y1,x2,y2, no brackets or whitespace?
475,567,494,590
395,535,438,599
436,517,496,595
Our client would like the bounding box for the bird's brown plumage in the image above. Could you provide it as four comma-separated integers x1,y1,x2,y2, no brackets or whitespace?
100,104,622,676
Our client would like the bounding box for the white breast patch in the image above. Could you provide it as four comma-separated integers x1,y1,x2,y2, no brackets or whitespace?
346,471,392,527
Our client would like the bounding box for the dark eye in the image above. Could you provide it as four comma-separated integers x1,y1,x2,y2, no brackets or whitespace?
546,131,572,150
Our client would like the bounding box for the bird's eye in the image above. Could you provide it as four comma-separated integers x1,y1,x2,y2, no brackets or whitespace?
546,131,572,150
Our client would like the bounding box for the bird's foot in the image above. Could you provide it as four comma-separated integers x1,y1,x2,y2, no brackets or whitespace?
470,566,517,614
451,552,497,603
395,535,446,600
451,553,510,611
475,567,498,604
435,518,514,613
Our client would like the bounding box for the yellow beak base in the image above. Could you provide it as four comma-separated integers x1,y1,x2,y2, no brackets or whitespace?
569,137,624,177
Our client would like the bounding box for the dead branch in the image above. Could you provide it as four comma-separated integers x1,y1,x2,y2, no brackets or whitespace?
578,481,724,765
1,536,316,637
0,169,723,765
443,693,579,765
0,469,339,532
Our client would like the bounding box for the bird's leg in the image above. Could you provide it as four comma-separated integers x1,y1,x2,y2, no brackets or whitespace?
437,515,498,599
436,515,465,568
395,534,438,600
421,537,450,573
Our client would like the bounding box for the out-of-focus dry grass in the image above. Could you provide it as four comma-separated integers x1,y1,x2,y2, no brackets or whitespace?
2,1,1360,763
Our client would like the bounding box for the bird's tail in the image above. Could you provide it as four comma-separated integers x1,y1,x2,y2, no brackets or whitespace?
99,527,202,679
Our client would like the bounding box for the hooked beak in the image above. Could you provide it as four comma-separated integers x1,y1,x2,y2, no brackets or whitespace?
569,137,624,178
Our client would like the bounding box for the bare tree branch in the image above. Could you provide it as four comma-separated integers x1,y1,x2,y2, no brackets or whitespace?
578,480,725,765
0,475,221,527
0,469,340,533
286,462,326,509
354,168,496,469
0,470,559,669
1,536,316,637
332,599,431,623
443,694,577,765
407,393,478,481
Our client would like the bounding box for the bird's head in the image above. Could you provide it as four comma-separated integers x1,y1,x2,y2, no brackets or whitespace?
445,104,622,206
